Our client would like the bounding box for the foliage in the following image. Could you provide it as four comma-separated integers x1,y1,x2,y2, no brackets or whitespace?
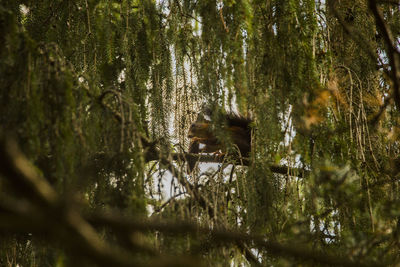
0,0,400,266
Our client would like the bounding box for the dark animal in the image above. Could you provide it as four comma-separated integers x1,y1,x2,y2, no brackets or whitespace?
187,110,252,172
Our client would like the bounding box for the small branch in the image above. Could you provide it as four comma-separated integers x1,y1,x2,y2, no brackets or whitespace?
153,191,189,213
157,152,215,216
82,86,123,123
219,6,229,33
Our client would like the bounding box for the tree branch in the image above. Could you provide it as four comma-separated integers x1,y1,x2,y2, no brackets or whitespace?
88,212,381,267
368,0,400,109
146,151,310,178
0,137,382,267
0,138,140,267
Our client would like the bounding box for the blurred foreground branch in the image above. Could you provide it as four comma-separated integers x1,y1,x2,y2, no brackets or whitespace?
0,137,381,267
87,212,380,267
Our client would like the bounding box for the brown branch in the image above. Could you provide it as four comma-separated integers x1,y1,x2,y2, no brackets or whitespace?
0,138,58,206
377,0,400,4
0,138,140,267
88,213,381,267
154,151,215,216
153,191,189,213
0,137,381,267
146,152,310,178
219,6,229,33
0,199,199,267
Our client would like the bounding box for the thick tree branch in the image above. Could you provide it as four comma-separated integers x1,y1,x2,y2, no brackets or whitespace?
88,212,381,267
377,0,400,5
146,151,309,178
0,137,383,267
368,0,400,109
0,138,140,267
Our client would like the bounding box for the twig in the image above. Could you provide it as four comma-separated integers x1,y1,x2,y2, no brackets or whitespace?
153,191,189,213
219,5,229,33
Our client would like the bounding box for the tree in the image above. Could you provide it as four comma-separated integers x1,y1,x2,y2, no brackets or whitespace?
0,0,399,266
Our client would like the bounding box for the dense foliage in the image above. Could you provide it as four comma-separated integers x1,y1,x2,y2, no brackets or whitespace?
1,0,400,266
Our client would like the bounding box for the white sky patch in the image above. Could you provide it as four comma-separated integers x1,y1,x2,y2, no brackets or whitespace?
150,168,173,201
192,16,202,37
280,153,304,169
280,105,295,146
20,4,30,15
278,105,308,170
310,210,340,244
118,69,126,83
155,162,222,202
109,174,118,188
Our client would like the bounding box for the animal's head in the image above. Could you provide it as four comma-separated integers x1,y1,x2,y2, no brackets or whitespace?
188,122,211,139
